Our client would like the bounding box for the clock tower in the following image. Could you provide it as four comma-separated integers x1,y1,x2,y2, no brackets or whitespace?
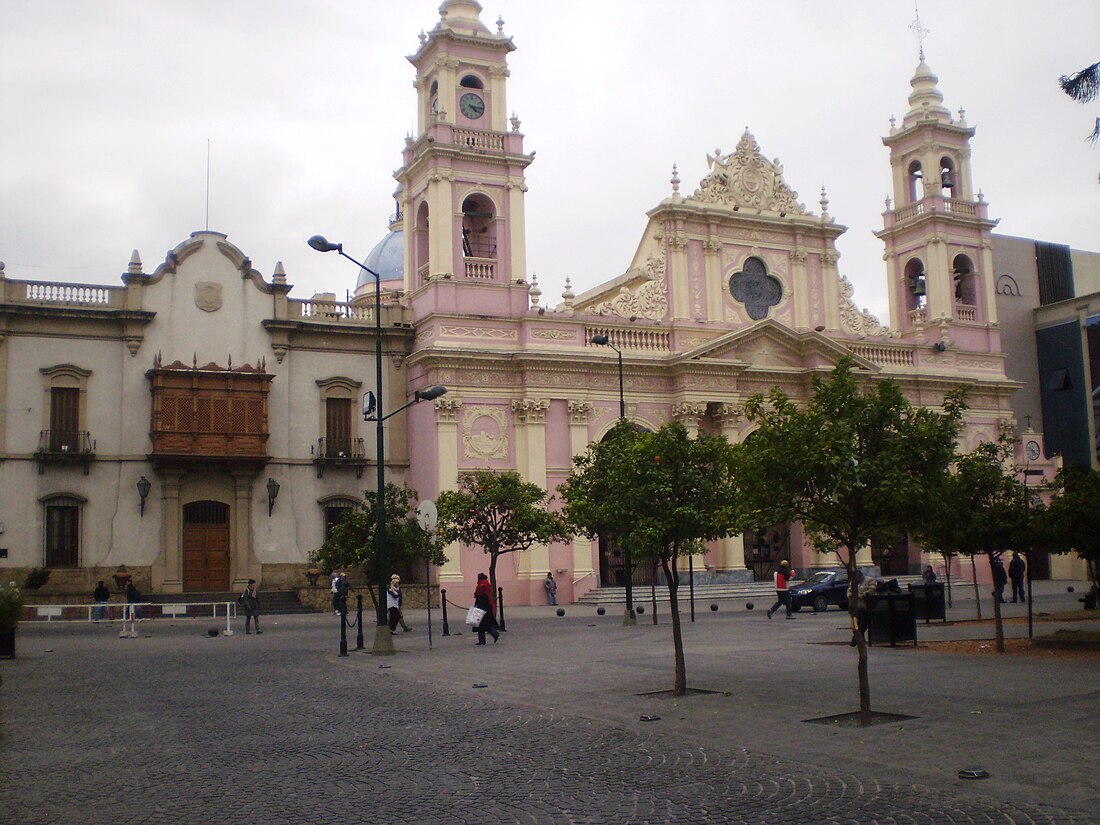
875,58,1001,353
397,0,533,319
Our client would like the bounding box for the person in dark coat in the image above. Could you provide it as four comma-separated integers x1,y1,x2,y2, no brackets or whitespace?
1008,552,1026,603
992,556,1008,604
241,579,261,634
473,573,499,645
125,580,142,620
92,580,110,622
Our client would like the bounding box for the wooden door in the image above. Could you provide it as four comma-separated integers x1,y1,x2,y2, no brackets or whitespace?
182,501,230,592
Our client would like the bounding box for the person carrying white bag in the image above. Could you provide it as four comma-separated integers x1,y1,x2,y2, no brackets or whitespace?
469,572,499,645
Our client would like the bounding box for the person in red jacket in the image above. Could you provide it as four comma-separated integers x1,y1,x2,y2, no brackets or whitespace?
473,573,500,645
767,560,797,620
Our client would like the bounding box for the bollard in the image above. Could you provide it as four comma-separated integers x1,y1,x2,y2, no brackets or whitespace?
355,594,364,650
497,586,507,632
339,601,348,657
441,588,450,637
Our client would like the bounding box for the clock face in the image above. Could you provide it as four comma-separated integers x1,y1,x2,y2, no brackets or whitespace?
459,92,485,119
1026,440,1040,461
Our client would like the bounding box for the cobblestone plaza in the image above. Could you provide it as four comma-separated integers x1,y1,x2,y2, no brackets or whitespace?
1,587,1097,824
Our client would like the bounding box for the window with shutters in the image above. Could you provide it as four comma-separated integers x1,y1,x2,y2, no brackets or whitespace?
320,496,360,541
314,377,366,478
36,365,95,472
41,494,84,567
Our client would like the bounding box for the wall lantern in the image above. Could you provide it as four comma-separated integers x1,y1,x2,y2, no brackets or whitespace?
136,476,152,518
267,477,280,517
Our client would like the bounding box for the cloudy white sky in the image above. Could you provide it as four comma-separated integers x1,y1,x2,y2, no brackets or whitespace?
2,1,1097,323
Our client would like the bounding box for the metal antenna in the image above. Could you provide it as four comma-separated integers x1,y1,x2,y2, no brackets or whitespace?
205,139,211,230
909,3,930,61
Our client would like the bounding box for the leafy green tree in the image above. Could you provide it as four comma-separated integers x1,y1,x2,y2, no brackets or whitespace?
436,470,570,601
732,358,964,725
1042,465,1100,604
309,484,445,610
918,437,1032,652
561,421,739,696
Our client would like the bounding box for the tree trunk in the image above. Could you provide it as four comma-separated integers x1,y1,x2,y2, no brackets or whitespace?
488,552,500,621
846,559,872,727
989,554,1005,653
970,554,982,621
662,555,687,697
944,554,953,608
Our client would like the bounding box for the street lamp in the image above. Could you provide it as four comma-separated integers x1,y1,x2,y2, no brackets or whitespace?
591,333,636,626
309,234,447,654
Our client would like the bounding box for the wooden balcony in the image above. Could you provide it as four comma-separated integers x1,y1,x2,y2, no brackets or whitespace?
34,430,96,474
312,437,368,479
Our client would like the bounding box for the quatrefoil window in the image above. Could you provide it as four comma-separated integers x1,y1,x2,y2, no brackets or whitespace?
729,257,782,320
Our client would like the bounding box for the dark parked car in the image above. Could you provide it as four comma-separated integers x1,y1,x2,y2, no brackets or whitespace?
790,570,851,613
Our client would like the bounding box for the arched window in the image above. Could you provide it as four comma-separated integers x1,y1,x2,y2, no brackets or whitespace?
952,254,977,306
905,258,927,311
908,160,924,203
459,74,484,89
939,156,956,196
318,495,361,541
40,493,86,568
415,201,430,283
461,195,497,260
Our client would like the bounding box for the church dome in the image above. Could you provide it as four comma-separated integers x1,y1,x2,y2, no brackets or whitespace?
355,227,404,291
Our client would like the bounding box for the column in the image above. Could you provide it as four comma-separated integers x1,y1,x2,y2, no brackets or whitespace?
712,403,747,573
567,401,597,589
435,397,465,584
154,471,185,593
512,399,550,590
232,472,256,586
704,238,723,320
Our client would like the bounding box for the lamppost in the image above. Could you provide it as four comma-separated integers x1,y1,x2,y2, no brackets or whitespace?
591,333,636,626
309,234,447,654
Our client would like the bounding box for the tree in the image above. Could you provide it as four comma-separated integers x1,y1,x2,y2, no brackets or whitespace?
561,420,739,696
1060,61,1100,145
436,470,570,602
309,484,445,610
918,437,1032,652
732,359,964,725
1042,465,1100,605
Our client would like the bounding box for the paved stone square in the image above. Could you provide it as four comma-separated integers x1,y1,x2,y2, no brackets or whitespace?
1,583,1097,824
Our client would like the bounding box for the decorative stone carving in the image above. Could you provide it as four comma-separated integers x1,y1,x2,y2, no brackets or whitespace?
729,257,782,321
838,275,897,338
711,402,742,431
672,402,707,422
790,247,807,264
463,405,507,459
440,325,517,340
511,398,549,424
532,328,575,340
593,254,668,321
435,397,463,424
691,130,808,215
703,239,722,255
567,400,593,425
195,282,223,313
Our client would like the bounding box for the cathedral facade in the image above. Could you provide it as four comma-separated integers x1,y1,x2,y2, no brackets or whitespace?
1,0,1085,604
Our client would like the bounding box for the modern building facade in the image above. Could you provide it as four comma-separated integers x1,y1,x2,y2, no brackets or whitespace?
1,0,1084,601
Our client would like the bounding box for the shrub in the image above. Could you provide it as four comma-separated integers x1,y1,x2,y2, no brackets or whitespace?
23,567,51,591
0,582,25,632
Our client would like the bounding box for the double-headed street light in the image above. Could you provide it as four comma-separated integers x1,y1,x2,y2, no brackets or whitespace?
309,234,447,654
591,333,636,626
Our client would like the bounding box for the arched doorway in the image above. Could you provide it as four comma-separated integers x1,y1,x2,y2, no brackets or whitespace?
183,501,230,592
872,536,911,577
743,524,790,582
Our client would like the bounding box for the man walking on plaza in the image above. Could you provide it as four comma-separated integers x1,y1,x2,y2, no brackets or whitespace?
544,571,558,606
1009,552,1026,603
767,560,796,620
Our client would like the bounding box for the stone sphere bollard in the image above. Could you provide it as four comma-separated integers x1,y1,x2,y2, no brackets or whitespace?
556,608,565,617
207,628,219,637
710,603,718,612
746,602,754,610
636,605,645,614
596,607,605,615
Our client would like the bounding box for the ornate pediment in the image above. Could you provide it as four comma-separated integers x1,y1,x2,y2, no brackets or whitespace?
690,129,807,215
587,254,668,321
837,275,897,338
676,320,875,372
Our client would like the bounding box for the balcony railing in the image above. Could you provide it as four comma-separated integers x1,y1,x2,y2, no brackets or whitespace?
464,258,496,280
585,325,671,352
3,279,125,308
452,128,505,151
313,437,367,479
34,430,96,474
288,299,410,326
956,303,976,322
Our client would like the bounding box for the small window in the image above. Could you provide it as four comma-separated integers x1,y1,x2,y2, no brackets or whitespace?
905,258,927,310
952,254,976,304
939,157,955,195
322,499,359,540
908,160,924,203
459,74,484,89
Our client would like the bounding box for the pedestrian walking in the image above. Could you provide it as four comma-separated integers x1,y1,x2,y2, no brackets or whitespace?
473,572,499,645
850,571,878,646
387,574,410,632
544,571,558,606
240,579,262,634
767,560,797,620
1008,552,1026,603
125,580,142,621
331,572,341,614
92,580,110,622
992,556,1008,604
334,571,352,616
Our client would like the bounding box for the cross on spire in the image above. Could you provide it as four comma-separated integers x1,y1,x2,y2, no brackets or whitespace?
909,3,930,61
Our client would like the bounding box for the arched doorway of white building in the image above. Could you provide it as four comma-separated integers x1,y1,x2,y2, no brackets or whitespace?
183,501,230,591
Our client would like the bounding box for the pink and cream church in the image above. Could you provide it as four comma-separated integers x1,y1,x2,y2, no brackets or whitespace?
1,1,1096,604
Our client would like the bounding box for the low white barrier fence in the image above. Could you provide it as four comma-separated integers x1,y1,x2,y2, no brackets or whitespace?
24,602,238,623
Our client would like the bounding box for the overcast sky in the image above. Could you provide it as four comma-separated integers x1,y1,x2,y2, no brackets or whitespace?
2,1,1097,324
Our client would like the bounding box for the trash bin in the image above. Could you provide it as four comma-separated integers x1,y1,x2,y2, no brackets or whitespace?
866,591,917,647
908,583,946,623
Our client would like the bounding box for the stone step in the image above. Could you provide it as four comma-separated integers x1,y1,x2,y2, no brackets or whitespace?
145,590,318,615
575,575,942,605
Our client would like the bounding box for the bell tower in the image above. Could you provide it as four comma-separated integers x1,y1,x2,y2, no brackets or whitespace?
397,0,533,318
876,58,1001,350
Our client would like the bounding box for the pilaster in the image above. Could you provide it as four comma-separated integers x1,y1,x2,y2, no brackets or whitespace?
434,397,464,582
153,471,185,594
512,398,549,579
232,472,258,586
704,238,723,320
567,400,596,584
